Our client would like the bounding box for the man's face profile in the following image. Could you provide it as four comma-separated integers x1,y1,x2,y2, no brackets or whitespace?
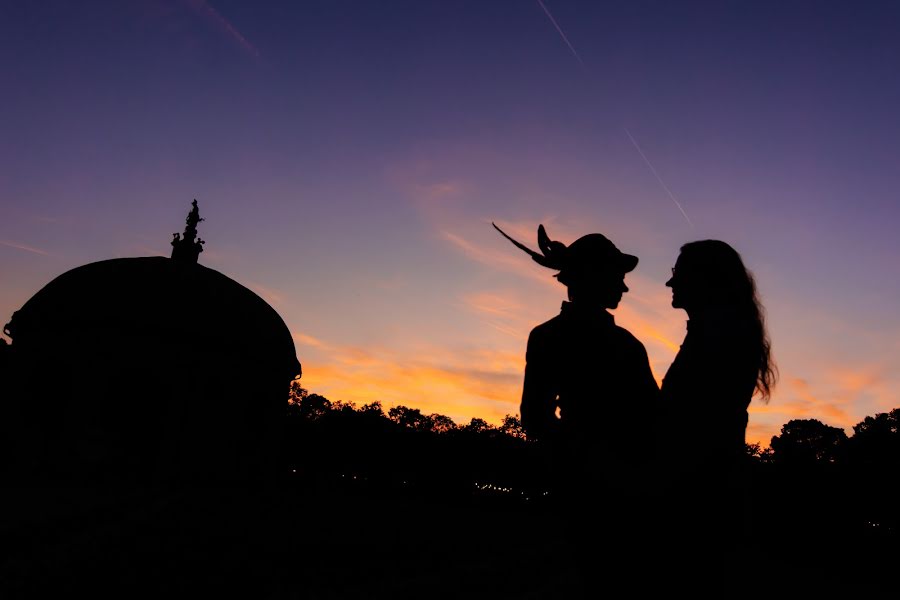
568,270,629,309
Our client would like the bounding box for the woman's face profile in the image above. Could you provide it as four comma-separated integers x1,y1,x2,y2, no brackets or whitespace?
666,254,695,310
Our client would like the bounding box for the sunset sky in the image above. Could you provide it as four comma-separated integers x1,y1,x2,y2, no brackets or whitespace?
2,1,898,446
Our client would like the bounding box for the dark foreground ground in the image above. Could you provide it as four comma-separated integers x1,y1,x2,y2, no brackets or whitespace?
1,474,895,599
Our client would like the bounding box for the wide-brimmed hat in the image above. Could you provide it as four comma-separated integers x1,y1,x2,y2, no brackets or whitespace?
492,222,638,283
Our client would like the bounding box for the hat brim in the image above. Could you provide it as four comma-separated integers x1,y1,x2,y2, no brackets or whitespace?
620,253,639,273
555,252,639,285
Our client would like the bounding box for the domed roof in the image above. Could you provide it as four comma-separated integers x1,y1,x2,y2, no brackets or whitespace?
5,257,300,382
1,204,301,485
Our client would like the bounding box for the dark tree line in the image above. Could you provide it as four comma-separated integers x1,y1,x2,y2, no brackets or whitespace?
750,411,900,547
283,381,899,539
282,381,543,504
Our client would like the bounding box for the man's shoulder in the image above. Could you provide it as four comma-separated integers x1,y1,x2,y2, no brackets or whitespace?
611,323,649,353
528,314,566,339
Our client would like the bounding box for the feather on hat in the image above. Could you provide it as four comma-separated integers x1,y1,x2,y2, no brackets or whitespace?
492,222,638,283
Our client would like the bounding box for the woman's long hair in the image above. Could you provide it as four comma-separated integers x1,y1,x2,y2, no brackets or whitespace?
679,240,777,402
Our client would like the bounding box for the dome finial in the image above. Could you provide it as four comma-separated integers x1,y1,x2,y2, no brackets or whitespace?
171,199,205,263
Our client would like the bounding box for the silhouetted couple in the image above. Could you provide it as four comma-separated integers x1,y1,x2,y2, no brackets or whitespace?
494,223,776,596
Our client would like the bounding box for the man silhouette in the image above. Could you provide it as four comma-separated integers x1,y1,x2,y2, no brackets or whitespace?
493,222,659,595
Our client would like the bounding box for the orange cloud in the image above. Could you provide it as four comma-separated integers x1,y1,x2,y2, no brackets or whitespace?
746,369,890,443
297,335,524,425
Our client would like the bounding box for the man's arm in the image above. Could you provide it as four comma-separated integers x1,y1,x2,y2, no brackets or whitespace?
636,342,661,410
520,328,559,442
630,339,662,467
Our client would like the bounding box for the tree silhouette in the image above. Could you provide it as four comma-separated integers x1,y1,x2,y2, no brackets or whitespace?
331,399,358,414
743,442,772,466
461,418,493,434
388,405,433,431
499,414,526,440
846,408,900,535
287,379,308,416
849,409,900,466
359,401,386,418
287,382,332,421
429,413,457,434
770,418,848,465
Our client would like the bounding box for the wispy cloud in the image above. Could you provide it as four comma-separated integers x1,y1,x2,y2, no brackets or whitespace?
486,321,528,340
462,291,525,321
292,331,325,348
246,281,285,307
441,228,559,288
461,290,544,343
411,181,465,203
0,240,49,256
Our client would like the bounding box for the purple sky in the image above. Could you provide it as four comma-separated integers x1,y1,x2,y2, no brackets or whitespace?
2,1,899,445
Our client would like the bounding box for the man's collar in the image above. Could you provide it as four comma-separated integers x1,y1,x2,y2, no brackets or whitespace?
560,301,615,325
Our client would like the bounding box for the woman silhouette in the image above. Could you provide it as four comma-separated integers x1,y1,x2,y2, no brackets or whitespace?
660,239,776,591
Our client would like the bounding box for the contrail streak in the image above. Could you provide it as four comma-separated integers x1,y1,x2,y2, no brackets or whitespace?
185,0,261,58
534,3,693,228
624,127,694,227
0,240,49,256
536,0,585,68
